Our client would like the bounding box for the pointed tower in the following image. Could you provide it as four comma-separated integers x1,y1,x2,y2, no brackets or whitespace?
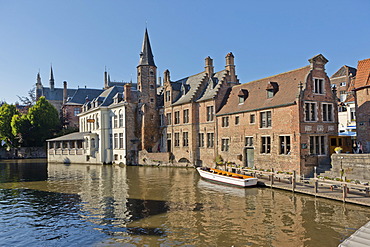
36,72,43,100
49,65,55,91
137,28,159,152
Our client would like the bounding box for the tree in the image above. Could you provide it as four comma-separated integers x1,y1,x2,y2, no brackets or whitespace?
12,97,61,147
17,87,36,106
0,103,18,149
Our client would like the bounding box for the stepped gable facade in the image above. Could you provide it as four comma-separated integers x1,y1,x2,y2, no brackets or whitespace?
353,58,370,152
161,53,239,166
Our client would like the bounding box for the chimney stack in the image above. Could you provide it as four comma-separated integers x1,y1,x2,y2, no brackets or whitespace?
63,81,67,104
124,83,132,103
205,56,214,76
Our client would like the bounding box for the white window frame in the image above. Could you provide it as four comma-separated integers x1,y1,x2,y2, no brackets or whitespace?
304,102,317,122
313,78,325,94
322,103,333,122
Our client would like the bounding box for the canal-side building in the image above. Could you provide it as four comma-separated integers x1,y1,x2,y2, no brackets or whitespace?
353,58,370,153
215,54,338,175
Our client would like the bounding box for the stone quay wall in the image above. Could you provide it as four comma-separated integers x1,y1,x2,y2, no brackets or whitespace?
331,153,370,182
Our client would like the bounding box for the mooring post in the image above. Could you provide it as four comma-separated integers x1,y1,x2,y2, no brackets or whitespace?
271,168,274,187
343,184,347,202
292,171,296,192
314,166,317,179
314,179,318,194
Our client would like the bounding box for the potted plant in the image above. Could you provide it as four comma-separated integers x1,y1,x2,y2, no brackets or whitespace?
334,146,343,154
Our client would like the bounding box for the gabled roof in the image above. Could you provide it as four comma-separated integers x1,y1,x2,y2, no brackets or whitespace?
217,66,311,116
331,65,357,78
41,88,76,101
171,72,207,105
197,70,228,102
65,88,104,105
354,58,370,88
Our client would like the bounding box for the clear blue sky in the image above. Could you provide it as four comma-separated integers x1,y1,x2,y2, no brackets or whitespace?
0,0,369,103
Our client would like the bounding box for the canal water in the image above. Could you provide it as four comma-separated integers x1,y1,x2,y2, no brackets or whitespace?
0,159,369,246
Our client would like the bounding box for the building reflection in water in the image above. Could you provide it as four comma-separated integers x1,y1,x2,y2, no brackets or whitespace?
46,164,370,246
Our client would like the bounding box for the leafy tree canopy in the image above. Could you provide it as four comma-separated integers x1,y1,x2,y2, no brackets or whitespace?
0,103,18,148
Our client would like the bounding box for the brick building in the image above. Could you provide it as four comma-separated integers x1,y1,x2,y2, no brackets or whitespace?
353,58,370,153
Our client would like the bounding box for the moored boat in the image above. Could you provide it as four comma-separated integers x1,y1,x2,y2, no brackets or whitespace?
196,167,258,187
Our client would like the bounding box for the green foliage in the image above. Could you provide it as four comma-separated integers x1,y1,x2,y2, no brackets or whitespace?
0,103,18,148
215,155,224,165
11,97,61,147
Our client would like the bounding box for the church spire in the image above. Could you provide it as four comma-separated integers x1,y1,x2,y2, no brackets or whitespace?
49,65,55,91
138,28,156,67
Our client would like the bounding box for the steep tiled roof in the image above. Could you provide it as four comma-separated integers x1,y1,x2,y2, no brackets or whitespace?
197,70,228,102
354,58,370,88
331,65,357,78
65,88,104,105
172,72,207,105
41,88,76,101
217,66,311,116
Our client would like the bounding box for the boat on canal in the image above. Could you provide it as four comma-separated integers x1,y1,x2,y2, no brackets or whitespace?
196,167,258,187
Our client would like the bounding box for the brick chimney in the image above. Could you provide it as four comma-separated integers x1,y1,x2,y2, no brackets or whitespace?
124,83,132,103
63,81,67,104
205,56,214,76
225,52,237,82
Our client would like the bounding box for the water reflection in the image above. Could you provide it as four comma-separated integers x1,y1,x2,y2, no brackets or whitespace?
0,161,369,246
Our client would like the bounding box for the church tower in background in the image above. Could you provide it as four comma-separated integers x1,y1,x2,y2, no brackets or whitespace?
137,29,159,152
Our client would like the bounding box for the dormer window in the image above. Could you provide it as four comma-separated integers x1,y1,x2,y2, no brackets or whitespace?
266,82,279,98
238,89,248,104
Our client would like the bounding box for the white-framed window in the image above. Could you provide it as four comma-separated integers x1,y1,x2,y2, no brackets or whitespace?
313,78,325,94
207,106,214,121
304,102,317,121
322,103,333,122
310,136,326,155
119,110,124,127
113,112,118,128
245,137,253,147
222,117,229,127
207,133,214,148
340,82,346,87
260,111,272,128
166,113,172,125
235,116,240,125
174,133,180,147
114,133,118,149
183,132,189,147
221,138,229,151
119,133,124,149
183,109,189,123
174,111,180,124
279,136,291,155
261,136,271,154
198,133,204,147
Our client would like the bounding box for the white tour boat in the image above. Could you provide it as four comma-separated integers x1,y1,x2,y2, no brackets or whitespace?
196,167,258,187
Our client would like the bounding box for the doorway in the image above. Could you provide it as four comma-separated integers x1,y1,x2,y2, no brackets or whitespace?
244,147,254,168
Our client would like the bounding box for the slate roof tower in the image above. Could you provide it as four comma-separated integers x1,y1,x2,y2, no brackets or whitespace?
137,28,159,152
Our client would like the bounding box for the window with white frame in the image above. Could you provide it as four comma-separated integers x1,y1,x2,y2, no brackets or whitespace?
245,137,253,147
310,136,326,155
166,113,172,125
183,132,189,147
222,117,229,127
322,103,333,122
74,108,80,116
174,133,180,147
340,82,346,87
313,78,325,94
261,136,271,154
114,133,118,149
183,109,189,123
207,106,214,121
198,133,204,147
260,111,272,128
207,133,214,148
174,111,180,124
221,138,229,151
305,102,317,121
113,112,118,128
119,133,124,149
279,136,291,155
119,110,124,127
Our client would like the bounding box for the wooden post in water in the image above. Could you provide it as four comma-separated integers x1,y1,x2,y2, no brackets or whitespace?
292,171,296,192
343,184,348,201
314,179,318,194
366,187,369,197
271,168,274,187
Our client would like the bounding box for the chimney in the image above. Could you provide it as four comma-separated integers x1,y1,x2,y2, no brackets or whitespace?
163,69,170,84
63,81,67,104
205,56,214,76
124,83,132,103
225,52,237,82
